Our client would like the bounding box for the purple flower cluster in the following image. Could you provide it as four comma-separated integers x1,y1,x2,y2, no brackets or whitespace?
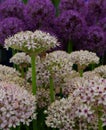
0,17,26,46
0,0,25,20
77,26,105,56
85,0,106,26
59,0,87,16
54,10,86,45
23,0,55,31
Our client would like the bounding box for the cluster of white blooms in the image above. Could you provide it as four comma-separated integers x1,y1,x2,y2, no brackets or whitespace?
46,77,106,130
44,51,73,85
10,52,31,65
5,30,59,54
70,50,99,70
36,88,50,108
94,65,106,78
0,64,20,76
0,82,36,130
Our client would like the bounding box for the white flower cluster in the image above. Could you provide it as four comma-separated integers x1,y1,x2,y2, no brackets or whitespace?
70,50,99,69
44,51,73,85
0,82,36,130
94,65,106,78
0,64,20,77
36,88,50,108
46,77,106,130
5,30,59,54
10,52,31,65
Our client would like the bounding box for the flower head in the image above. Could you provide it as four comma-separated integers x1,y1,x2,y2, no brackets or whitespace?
24,0,55,30
86,0,106,25
59,0,87,16
0,0,25,19
54,10,86,41
78,26,106,56
0,17,26,46
5,30,59,54
0,81,36,130
70,50,99,70
10,52,31,65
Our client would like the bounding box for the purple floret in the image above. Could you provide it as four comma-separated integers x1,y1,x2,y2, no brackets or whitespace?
23,0,55,31
59,0,87,17
98,17,106,32
0,17,26,46
0,0,25,20
86,0,106,26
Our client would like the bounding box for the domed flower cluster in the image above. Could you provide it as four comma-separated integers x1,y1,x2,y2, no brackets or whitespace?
70,50,99,70
5,30,59,54
0,17,25,45
59,0,87,16
86,0,106,26
78,26,106,56
0,81,36,130
0,64,20,77
46,77,106,130
94,65,106,78
23,0,55,30
10,52,31,65
44,51,73,85
0,0,25,19
54,10,86,41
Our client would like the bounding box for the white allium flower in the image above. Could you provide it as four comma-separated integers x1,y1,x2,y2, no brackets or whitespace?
10,52,31,65
44,51,73,84
46,77,106,130
0,64,20,76
0,82,36,130
5,30,59,54
70,50,99,70
94,65,106,78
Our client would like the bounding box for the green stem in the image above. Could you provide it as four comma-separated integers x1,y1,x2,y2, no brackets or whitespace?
98,112,103,130
25,126,29,130
33,119,37,130
60,87,63,98
79,69,83,77
67,40,73,53
91,64,95,70
31,55,37,95
49,75,55,102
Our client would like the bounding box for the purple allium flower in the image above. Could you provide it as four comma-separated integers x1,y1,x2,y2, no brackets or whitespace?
23,0,55,31
86,0,106,26
77,26,106,56
54,10,86,42
0,0,25,19
59,0,87,16
0,17,26,46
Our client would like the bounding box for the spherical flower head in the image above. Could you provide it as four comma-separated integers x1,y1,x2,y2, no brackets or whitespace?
0,81,36,130
94,65,106,78
23,0,55,30
79,26,106,56
54,10,86,41
59,0,87,16
0,0,25,19
70,50,99,70
5,30,59,55
0,64,20,77
0,17,26,46
10,52,31,66
86,0,106,25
